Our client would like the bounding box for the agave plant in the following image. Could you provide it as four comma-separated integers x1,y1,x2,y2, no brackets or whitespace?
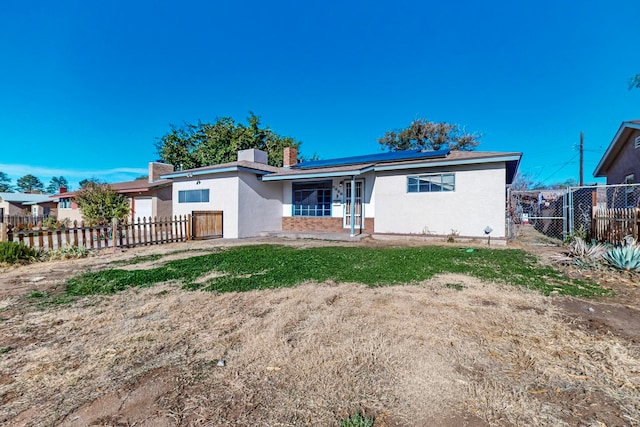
604,236,640,271
560,237,609,268
569,237,608,259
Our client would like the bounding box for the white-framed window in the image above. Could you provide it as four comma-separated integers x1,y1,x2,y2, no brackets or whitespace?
292,181,332,216
59,197,72,208
634,135,640,149
178,189,210,203
407,173,455,193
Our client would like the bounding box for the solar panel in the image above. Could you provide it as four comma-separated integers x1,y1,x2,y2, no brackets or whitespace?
294,149,451,169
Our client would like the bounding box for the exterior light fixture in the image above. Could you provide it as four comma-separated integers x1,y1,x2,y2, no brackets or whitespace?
484,226,493,245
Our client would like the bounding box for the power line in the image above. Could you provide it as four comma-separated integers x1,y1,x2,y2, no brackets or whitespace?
540,153,580,182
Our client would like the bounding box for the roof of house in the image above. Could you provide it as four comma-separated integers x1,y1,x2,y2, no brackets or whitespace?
49,178,171,199
108,179,172,193
0,192,53,204
262,150,522,183
593,120,640,177
158,149,522,184
161,160,282,179
294,149,451,169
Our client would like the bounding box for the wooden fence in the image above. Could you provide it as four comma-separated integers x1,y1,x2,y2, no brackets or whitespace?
0,215,191,251
592,207,640,244
1,215,55,227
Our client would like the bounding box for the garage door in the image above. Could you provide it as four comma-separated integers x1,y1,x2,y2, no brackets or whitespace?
133,197,153,221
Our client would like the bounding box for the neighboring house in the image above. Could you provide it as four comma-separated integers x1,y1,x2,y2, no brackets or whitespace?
163,147,521,240
51,162,175,223
0,192,57,221
594,120,640,185
593,120,640,208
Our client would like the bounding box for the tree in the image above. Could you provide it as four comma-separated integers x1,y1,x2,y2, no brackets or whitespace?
79,178,100,189
629,74,640,90
74,182,130,225
46,176,69,193
0,172,13,192
510,172,535,191
16,174,44,193
155,112,301,169
378,118,481,152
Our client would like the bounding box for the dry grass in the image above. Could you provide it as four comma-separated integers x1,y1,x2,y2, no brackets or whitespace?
1,272,638,426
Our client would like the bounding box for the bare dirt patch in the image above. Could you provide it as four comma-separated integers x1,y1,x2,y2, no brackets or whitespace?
0,238,639,426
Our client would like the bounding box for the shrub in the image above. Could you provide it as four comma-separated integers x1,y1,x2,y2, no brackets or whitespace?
0,241,38,264
567,237,609,268
47,244,90,260
340,413,374,427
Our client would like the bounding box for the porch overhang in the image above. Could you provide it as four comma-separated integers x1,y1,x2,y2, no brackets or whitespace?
261,166,374,181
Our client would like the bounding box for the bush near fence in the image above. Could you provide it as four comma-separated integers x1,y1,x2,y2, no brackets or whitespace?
0,215,191,251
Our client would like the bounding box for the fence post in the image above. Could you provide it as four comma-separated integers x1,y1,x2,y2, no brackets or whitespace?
187,214,192,240
112,218,118,252
0,222,6,242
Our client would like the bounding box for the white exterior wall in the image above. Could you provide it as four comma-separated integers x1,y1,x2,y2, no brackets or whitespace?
374,163,507,238
172,175,240,238
237,172,282,238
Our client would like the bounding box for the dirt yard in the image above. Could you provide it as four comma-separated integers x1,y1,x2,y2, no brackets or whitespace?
1,237,639,426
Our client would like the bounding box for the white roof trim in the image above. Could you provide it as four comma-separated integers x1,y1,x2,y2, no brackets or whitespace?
373,155,521,172
161,166,272,179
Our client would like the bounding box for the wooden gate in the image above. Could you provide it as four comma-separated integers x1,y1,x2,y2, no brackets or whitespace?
192,211,223,239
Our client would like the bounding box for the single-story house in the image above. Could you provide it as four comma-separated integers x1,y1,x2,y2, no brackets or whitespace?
0,192,57,221
51,162,175,223
162,147,521,240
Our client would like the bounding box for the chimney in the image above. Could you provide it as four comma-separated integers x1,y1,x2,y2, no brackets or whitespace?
149,162,175,182
283,147,298,168
237,149,268,164
59,186,67,194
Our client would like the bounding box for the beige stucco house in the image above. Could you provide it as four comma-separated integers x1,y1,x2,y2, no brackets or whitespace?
52,162,174,224
163,147,521,240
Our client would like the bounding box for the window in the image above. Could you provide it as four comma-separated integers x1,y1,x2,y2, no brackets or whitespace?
293,181,331,216
635,135,640,149
625,175,635,208
407,174,455,193
178,189,210,203
59,197,72,208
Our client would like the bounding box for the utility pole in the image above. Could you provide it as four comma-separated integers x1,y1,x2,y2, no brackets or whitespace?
579,131,584,186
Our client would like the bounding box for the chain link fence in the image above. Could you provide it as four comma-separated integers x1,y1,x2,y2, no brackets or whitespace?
507,183,640,245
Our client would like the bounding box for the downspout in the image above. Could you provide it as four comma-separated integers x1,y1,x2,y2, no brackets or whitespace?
350,175,356,237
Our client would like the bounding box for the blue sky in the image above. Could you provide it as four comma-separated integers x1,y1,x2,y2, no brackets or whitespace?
1,0,638,190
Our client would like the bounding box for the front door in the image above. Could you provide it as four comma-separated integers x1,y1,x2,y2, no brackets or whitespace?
343,180,363,229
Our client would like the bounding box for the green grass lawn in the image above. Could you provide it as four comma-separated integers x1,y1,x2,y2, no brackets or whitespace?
64,244,610,298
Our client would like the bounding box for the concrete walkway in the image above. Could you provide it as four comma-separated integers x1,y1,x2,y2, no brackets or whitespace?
260,231,370,241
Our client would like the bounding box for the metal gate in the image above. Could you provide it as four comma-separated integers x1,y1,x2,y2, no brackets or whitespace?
507,189,567,242
507,183,640,244
192,210,223,239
